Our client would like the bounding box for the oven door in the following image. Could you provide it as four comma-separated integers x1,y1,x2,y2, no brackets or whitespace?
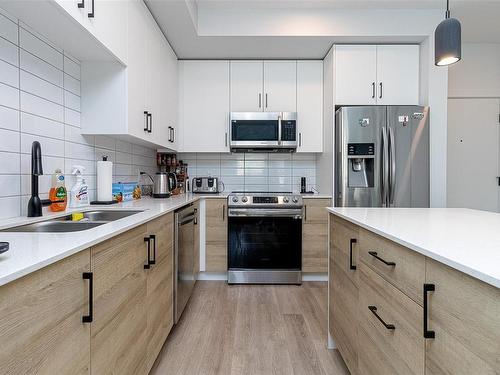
228,209,302,270
230,112,280,149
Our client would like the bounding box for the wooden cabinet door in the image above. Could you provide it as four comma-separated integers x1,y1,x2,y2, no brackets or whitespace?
91,225,148,375
179,61,230,152
297,60,323,153
335,45,377,105
425,258,500,375
263,60,297,112
205,198,228,272
193,201,200,278
376,45,419,105
0,249,91,375
329,215,360,374
146,213,175,372
230,60,264,112
302,198,330,272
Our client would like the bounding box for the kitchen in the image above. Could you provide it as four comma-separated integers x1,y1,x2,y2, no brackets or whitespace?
0,0,499,374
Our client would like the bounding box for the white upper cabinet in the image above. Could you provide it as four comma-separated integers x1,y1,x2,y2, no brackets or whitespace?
230,61,264,112
53,0,128,64
179,61,230,153
296,61,323,153
263,61,297,112
335,45,419,106
376,45,419,105
335,45,377,105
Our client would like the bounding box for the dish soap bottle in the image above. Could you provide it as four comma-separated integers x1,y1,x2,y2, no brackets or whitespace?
49,168,67,212
69,165,89,208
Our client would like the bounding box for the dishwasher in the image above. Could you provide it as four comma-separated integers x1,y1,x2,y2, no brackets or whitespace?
174,204,197,323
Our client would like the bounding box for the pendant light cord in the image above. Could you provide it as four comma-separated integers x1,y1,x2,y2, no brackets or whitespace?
445,0,451,18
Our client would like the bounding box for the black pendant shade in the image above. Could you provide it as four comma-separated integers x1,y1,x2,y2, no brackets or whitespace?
435,1,462,66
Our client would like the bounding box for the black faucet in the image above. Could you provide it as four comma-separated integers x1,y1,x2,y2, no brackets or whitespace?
27,141,43,217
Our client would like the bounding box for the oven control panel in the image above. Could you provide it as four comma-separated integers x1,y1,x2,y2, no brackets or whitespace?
227,192,303,208
253,196,278,204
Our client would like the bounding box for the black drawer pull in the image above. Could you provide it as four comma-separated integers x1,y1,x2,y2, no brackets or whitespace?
82,272,93,323
423,283,435,339
88,0,94,18
368,251,396,266
150,234,156,265
144,236,151,269
77,0,84,8
143,111,148,132
349,238,357,270
368,305,395,330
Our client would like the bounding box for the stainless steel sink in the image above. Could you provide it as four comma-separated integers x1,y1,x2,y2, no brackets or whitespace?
1,210,144,233
2,221,106,233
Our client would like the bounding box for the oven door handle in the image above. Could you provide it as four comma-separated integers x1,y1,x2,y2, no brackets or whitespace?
228,208,303,218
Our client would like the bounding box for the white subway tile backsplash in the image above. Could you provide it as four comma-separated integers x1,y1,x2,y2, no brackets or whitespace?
0,37,18,66
20,92,64,122
19,27,63,70
0,151,20,174
20,49,63,87
21,154,64,175
0,82,19,109
0,13,18,45
63,73,80,95
0,59,19,87
64,141,95,161
21,112,64,139
21,133,64,157
20,70,63,104
95,135,115,151
95,148,115,163
64,90,80,111
0,105,19,131
116,139,132,153
0,174,20,197
64,124,94,145
0,196,20,219
0,128,19,153
64,107,80,127
63,55,80,80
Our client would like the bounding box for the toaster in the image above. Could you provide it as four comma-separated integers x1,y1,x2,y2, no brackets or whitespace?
192,177,224,194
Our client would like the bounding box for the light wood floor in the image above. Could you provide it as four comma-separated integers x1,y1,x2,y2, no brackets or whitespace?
150,281,349,375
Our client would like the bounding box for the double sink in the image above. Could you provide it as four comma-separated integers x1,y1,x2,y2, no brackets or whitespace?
1,210,143,233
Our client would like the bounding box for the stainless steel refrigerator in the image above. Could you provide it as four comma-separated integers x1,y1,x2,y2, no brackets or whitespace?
335,106,429,207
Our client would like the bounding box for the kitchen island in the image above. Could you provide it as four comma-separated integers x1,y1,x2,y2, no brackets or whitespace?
327,207,500,375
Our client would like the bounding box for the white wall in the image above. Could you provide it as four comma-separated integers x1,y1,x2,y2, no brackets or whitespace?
0,8,157,219
179,152,317,193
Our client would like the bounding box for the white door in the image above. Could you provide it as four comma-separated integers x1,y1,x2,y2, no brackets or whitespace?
376,45,419,105
335,45,377,105
447,98,500,212
162,41,179,151
263,61,297,112
230,61,263,112
179,61,230,153
126,0,148,141
296,61,323,153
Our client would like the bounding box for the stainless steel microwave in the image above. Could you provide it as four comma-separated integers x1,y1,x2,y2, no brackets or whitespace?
229,112,297,152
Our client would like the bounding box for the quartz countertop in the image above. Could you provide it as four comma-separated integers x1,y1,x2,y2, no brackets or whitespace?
327,207,500,288
0,195,200,287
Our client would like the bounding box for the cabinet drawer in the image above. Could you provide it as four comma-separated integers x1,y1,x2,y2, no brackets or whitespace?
331,215,359,256
331,216,359,286
358,263,424,375
359,228,425,305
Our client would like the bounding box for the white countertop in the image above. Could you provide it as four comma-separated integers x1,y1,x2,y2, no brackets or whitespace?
327,207,500,288
0,195,200,287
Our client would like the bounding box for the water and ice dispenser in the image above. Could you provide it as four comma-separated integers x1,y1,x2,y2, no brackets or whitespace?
347,143,374,188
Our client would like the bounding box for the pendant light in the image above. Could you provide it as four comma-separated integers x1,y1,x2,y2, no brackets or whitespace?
435,0,461,66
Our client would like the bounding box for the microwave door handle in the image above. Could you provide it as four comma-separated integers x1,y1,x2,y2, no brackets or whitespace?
278,114,282,145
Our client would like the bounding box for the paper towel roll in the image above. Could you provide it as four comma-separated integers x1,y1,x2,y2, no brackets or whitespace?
97,159,113,202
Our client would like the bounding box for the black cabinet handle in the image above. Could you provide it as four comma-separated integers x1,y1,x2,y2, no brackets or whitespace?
379,82,383,99
144,236,151,269
77,0,84,8
150,234,156,265
82,272,93,323
349,238,357,270
143,111,148,132
88,0,94,17
423,283,436,339
368,251,396,266
372,82,375,98
368,305,395,330
147,113,152,133
194,208,198,225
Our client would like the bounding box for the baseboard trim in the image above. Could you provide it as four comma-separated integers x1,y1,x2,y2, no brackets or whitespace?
197,272,328,282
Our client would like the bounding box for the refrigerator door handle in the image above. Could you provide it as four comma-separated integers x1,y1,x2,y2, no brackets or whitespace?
388,127,396,205
381,127,389,206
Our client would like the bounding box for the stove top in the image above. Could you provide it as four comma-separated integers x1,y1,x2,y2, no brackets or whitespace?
227,191,303,208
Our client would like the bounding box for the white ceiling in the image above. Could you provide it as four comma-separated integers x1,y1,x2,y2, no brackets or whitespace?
145,0,500,59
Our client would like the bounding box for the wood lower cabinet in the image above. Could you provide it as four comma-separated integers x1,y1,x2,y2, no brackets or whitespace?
329,215,360,374
146,213,175,371
0,249,91,375
425,259,500,375
302,198,330,273
91,224,149,375
205,198,228,272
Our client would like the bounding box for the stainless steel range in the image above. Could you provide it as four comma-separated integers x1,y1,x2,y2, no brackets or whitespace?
227,191,303,284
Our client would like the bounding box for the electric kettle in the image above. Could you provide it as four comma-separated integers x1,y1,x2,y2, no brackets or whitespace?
153,172,177,198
